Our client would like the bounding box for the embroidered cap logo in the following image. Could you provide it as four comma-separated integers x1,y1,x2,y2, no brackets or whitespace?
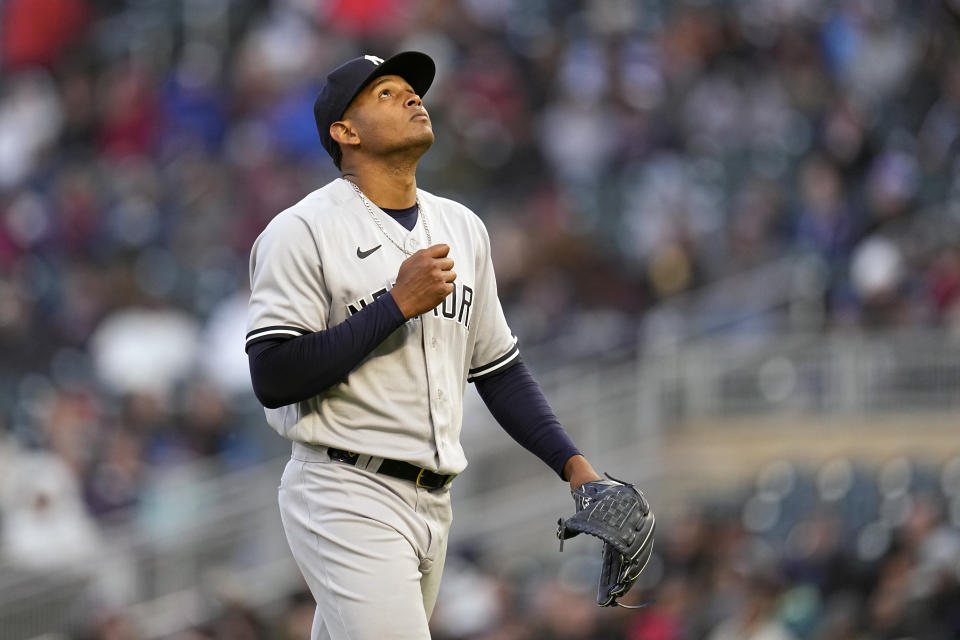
364,55,385,65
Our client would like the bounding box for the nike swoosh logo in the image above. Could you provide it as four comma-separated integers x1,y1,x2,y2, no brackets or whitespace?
357,244,382,259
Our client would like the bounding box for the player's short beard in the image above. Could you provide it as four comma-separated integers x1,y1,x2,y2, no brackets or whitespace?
344,112,435,170
376,128,434,167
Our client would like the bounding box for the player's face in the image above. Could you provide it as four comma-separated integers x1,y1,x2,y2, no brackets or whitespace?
340,74,434,158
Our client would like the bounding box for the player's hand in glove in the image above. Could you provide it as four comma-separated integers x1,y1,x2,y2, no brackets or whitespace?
557,474,656,608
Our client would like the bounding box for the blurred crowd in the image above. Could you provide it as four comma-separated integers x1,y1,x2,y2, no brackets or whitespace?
2,0,960,637
423,456,960,640
65,456,960,640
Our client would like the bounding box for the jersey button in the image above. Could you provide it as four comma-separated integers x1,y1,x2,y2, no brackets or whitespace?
431,337,438,349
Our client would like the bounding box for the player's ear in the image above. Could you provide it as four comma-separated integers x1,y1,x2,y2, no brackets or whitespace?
330,121,360,149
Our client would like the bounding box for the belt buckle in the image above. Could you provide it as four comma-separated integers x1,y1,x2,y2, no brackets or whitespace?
415,468,433,489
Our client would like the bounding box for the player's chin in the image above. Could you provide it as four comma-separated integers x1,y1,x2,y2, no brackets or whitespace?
405,128,435,151
411,122,434,140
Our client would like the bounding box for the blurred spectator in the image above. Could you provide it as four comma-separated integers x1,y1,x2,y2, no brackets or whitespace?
430,556,507,638
272,590,316,640
625,578,694,640
793,156,859,265
207,603,267,640
84,426,144,516
530,579,612,640
0,0,89,70
705,572,796,640
77,610,143,640
0,71,63,187
0,450,102,570
89,308,200,397
849,235,907,326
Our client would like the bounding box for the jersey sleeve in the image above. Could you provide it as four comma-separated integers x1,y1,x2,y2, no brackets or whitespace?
467,217,519,383
246,211,330,351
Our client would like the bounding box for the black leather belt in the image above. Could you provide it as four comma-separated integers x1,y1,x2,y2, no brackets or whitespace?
327,448,455,491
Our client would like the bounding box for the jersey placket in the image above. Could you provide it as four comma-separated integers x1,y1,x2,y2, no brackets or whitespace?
375,196,449,468
408,200,452,471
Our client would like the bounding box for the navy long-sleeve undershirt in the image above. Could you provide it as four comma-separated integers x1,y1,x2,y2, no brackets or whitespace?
473,360,581,479
246,296,580,479
246,293,407,408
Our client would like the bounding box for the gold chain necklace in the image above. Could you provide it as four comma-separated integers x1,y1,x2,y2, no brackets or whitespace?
347,180,431,256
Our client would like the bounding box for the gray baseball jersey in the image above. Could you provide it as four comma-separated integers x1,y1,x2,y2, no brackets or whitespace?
246,177,519,474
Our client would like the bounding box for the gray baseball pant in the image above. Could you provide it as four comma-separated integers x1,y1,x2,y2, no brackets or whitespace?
279,442,453,640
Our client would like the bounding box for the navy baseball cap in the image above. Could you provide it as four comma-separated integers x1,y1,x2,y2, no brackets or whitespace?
314,51,436,159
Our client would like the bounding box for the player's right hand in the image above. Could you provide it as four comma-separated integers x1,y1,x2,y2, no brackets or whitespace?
391,243,456,319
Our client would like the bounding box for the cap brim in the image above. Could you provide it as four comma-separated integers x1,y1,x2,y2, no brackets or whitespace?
343,51,436,116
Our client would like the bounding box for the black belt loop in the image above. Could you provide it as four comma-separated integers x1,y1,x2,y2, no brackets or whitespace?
326,447,454,491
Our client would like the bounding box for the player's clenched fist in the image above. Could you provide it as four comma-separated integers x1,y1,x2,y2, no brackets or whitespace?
391,243,457,318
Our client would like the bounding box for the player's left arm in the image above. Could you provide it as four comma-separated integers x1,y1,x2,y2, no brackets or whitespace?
474,360,601,487
464,212,652,607
466,212,600,486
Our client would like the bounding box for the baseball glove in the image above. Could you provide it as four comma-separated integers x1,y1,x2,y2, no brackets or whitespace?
557,474,656,608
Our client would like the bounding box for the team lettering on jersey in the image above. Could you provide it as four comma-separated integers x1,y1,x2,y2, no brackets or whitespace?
347,283,474,329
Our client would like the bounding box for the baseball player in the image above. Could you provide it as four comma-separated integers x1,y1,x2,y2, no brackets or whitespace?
245,51,608,639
